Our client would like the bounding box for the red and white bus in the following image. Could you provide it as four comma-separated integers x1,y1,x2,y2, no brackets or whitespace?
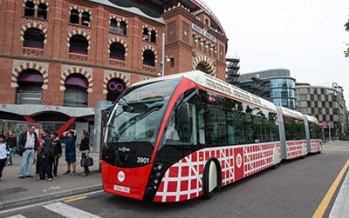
101,71,321,202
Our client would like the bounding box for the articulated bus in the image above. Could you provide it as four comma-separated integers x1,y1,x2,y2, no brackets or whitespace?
101,71,322,202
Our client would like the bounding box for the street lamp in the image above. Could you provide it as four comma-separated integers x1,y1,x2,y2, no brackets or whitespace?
158,33,171,77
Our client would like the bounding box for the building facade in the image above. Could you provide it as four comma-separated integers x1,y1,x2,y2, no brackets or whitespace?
0,0,228,138
295,83,348,140
239,69,296,109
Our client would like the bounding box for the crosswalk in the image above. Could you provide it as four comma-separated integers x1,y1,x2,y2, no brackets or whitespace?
6,202,102,218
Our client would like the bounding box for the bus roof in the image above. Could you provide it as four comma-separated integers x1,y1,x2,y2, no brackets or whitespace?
280,106,304,120
131,70,277,111
305,114,319,124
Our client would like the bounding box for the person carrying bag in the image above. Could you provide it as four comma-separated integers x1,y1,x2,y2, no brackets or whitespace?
79,130,93,176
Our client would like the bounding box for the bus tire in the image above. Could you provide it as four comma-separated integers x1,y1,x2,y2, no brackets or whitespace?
202,159,222,199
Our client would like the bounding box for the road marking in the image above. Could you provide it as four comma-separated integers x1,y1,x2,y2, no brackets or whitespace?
0,190,103,215
64,196,88,203
6,215,27,218
43,202,102,218
329,165,349,217
313,159,349,218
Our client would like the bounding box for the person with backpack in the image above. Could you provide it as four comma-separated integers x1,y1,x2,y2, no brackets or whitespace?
50,132,62,177
37,128,53,181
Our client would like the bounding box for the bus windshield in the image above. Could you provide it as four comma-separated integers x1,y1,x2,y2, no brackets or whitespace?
103,79,180,167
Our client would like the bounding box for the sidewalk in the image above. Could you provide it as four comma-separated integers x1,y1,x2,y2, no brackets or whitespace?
0,149,102,210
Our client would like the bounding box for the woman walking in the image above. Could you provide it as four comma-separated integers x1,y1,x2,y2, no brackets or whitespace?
79,130,90,176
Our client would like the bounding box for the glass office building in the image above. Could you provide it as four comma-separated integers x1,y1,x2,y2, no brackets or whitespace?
239,69,296,109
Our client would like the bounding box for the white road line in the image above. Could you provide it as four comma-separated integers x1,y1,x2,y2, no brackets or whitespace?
43,202,102,218
329,167,349,218
6,215,27,218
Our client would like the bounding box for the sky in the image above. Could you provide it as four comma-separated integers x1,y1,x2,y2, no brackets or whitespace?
205,0,349,107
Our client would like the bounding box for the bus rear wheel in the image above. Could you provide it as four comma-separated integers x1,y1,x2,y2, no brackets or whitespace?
202,159,221,199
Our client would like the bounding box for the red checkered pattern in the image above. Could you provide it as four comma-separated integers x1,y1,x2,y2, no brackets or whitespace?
244,143,281,177
153,142,280,202
310,139,322,153
286,140,307,159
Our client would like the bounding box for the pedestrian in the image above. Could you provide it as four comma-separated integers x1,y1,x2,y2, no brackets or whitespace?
37,128,53,181
18,125,38,179
50,132,62,177
5,130,17,166
79,130,90,176
62,129,77,175
0,134,10,181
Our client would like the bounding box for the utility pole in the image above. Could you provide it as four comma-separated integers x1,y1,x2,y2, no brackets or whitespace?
161,32,165,77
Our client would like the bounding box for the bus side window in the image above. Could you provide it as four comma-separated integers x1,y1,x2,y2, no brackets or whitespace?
198,108,205,145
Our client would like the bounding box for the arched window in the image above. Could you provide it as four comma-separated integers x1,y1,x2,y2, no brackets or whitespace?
24,1,35,17
196,63,209,74
110,18,117,33
23,28,45,48
119,21,127,35
38,3,47,19
151,30,156,43
110,42,125,60
64,74,88,107
143,28,149,41
107,79,126,102
16,69,43,105
143,50,155,66
81,12,90,27
69,35,88,54
70,9,79,24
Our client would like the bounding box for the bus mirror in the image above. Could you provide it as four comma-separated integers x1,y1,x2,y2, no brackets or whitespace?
178,102,190,124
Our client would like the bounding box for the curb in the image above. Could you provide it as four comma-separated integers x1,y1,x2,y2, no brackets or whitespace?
0,184,103,211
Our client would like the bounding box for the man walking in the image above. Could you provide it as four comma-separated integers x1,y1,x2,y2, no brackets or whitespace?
18,125,37,178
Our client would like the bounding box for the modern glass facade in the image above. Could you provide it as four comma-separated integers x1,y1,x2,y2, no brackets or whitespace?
239,69,296,109
269,78,296,109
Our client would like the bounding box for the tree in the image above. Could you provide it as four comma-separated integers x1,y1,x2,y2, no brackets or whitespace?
345,18,349,57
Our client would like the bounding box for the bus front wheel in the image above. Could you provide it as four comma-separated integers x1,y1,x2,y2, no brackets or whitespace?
202,159,221,199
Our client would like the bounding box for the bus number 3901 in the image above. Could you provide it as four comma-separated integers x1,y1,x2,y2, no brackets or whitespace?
137,157,150,164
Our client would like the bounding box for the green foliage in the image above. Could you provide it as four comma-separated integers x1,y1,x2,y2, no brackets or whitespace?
345,18,349,57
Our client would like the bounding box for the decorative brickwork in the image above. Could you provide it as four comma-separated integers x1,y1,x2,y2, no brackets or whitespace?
108,36,128,57
182,22,189,44
22,0,49,7
60,64,93,92
20,18,48,44
23,47,44,57
11,59,49,89
192,52,216,76
103,70,131,94
67,25,91,50
167,21,176,43
141,45,158,63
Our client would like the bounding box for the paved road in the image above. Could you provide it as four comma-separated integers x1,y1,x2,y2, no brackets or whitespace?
1,142,349,218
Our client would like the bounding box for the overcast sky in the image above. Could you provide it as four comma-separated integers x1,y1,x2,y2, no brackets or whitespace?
205,0,349,107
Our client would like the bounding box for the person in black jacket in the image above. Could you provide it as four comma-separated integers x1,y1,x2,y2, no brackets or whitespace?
50,132,62,177
37,128,53,181
79,130,90,176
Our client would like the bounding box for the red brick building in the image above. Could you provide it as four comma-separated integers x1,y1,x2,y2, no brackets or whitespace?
0,0,228,135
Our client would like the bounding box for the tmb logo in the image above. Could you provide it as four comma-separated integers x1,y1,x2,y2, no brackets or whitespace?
118,171,125,182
